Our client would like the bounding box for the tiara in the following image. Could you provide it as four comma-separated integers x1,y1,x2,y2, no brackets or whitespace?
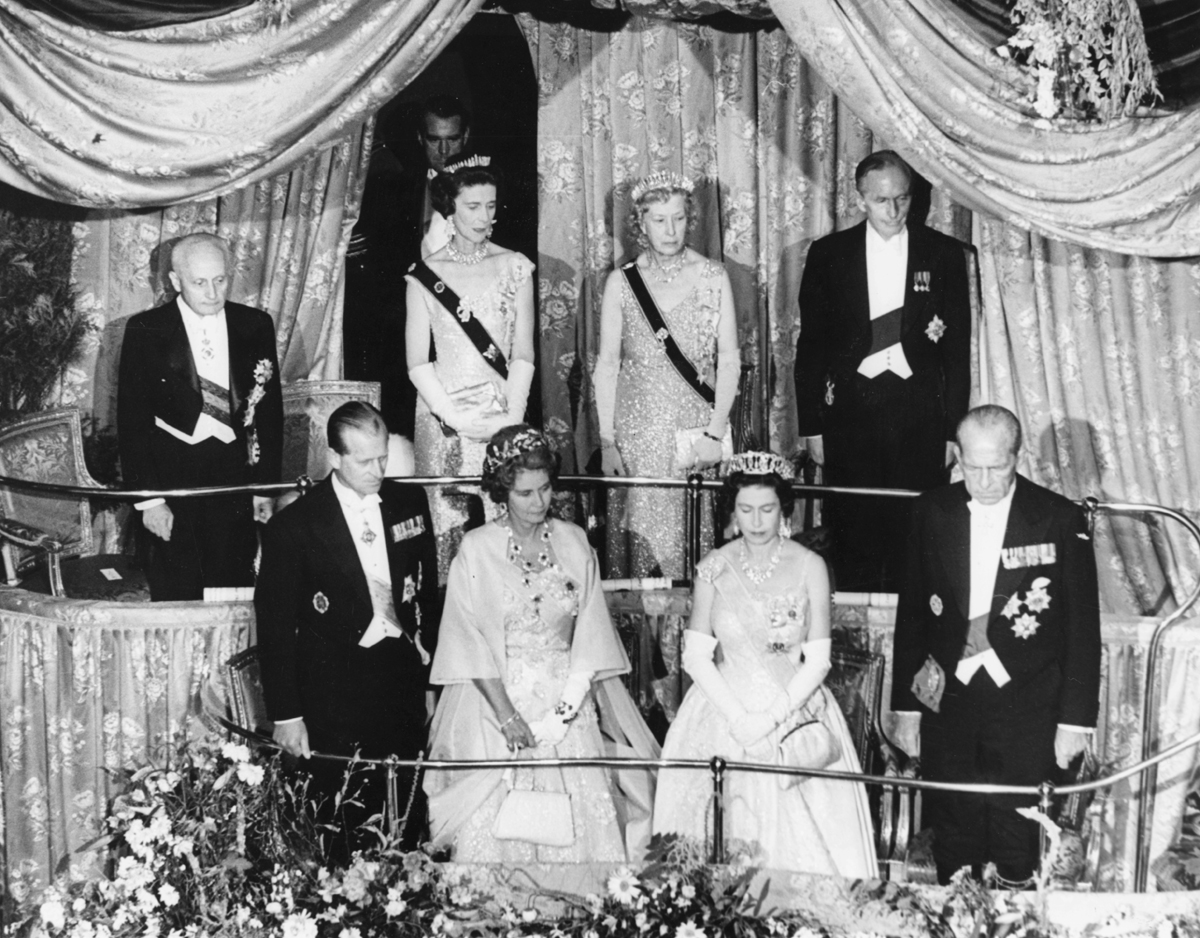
444,154,491,173
727,451,795,480
483,427,552,480
630,171,695,203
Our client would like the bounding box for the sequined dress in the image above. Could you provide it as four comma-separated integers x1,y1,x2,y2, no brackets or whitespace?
406,252,534,583
610,259,724,578
653,546,878,877
425,521,659,862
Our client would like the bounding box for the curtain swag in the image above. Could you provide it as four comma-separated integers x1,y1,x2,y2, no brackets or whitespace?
0,0,483,207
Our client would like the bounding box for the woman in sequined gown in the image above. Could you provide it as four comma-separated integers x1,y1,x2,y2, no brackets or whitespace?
406,157,535,583
425,426,660,862
593,173,740,578
653,457,878,878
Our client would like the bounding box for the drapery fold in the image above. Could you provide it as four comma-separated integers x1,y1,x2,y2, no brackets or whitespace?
768,0,1200,257
0,0,483,207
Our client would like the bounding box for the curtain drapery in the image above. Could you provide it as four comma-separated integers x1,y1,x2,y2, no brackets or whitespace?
62,127,371,434
768,0,1200,257
0,0,482,207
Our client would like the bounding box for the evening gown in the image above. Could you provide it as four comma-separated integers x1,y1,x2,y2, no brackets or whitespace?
425,520,658,862
653,547,878,878
609,258,725,579
406,252,534,583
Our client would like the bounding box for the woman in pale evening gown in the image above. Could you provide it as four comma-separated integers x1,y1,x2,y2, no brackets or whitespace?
653,452,878,878
425,425,660,862
592,171,740,578
406,156,535,582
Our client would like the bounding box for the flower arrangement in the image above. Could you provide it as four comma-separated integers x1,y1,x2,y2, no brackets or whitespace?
5,737,1199,938
1000,0,1160,121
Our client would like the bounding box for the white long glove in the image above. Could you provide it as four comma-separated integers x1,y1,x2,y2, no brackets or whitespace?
591,355,625,474
408,362,478,436
766,638,833,723
706,348,741,439
504,359,536,424
681,631,773,752
530,671,593,746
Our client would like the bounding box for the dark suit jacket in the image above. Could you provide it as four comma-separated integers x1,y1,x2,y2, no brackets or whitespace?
891,475,1101,728
254,478,439,752
794,221,973,441
117,299,283,489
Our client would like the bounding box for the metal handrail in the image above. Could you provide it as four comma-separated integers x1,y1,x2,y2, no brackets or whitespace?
5,470,1199,885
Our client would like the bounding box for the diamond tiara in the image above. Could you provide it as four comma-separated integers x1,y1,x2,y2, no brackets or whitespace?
727,451,795,480
631,171,695,203
443,154,492,173
483,428,552,479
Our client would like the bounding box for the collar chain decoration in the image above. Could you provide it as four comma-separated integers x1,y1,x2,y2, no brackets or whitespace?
631,170,695,203
739,536,783,586
446,235,489,266
727,451,795,480
483,428,552,480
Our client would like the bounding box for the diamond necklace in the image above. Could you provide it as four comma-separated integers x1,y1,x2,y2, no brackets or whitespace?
507,521,553,587
446,235,489,265
739,536,782,585
647,249,686,284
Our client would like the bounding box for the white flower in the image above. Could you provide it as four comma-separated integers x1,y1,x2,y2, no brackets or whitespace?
521,909,538,922
281,911,319,938
676,923,706,938
221,742,251,764
236,762,265,787
385,893,408,917
607,868,642,905
158,883,179,908
40,900,66,930
339,929,362,938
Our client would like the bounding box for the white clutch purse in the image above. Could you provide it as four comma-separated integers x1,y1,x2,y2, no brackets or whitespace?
491,768,575,847
449,381,507,418
671,426,733,474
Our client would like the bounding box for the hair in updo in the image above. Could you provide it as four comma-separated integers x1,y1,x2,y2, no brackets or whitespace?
720,470,796,523
430,163,502,218
627,184,698,252
482,424,560,505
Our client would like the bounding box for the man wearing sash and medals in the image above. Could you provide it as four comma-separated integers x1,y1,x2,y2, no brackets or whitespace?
794,151,972,592
891,405,1100,884
256,402,438,858
593,171,741,579
404,155,536,583
117,233,282,601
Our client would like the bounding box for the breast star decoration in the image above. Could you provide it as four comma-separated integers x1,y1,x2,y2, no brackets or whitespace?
926,315,946,343
1001,576,1051,639
402,575,416,604
929,594,943,616
312,592,329,614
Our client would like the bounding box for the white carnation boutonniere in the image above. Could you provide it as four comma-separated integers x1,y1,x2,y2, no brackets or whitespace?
243,358,274,466
926,315,946,344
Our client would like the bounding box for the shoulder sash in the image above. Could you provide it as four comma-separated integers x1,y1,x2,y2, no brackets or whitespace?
622,261,713,406
408,261,508,380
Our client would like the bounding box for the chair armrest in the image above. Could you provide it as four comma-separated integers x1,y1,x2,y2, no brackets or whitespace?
0,517,66,595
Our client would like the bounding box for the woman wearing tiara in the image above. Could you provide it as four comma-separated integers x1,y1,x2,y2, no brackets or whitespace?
653,452,878,878
406,155,536,582
592,171,740,579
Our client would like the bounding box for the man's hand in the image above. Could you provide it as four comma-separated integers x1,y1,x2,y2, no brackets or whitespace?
945,441,957,469
892,712,921,758
804,436,825,467
273,719,311,759
1055,726,1090,769
253,496,275,524
142,503,174,541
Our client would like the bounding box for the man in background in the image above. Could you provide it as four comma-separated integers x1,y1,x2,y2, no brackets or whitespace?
118,232,282,601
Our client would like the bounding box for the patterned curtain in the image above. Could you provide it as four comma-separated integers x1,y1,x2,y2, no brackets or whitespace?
64,128,372,435
0,0,483,206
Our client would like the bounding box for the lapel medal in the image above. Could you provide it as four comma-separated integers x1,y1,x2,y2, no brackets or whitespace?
913,270,931,293
390,516,427,542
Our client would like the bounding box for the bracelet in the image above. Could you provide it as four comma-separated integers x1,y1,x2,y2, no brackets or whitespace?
702,431,721,443
499,712,520,730
553,700,579,722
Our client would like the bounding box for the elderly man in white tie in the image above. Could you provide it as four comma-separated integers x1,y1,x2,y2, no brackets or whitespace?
255,401,438,857
890,404,1101,885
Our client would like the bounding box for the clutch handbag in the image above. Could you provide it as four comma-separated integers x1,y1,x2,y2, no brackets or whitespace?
491,768,575,848
449,381,507,417
776,694,841,789
671,425,734,474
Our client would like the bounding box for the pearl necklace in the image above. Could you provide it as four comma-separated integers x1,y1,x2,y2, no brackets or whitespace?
739,536,782,586
647,250,686,285
446,235,489,266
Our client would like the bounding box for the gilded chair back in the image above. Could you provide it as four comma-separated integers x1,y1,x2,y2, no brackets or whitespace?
281,380,382,483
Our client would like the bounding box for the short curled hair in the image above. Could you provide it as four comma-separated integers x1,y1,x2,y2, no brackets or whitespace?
720,471,796,524
482,423,560,504
430,164,502,219
627,186,698,252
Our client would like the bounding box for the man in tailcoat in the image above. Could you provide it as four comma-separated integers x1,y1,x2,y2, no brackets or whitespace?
891,405,1101,884
118,233,282,601
794,150,972,592
255,402,438,854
